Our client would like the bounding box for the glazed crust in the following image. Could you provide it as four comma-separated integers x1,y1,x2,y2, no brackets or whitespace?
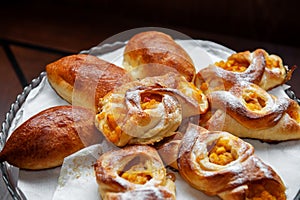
46,54,131,112
177,124,286,200
123,31,196,82
0,105,102,170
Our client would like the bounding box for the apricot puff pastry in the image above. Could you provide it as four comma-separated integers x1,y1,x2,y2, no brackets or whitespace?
202,81,300,142
195,49,294,93
46,54,131,112
95,72,208,147
177,124,286,200
94,145,176,200
0,106,102,170
123,31,196,82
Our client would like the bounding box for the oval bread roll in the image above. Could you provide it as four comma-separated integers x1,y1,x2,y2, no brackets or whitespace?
46,54,131,112
0,105,102,170
123,31,196,82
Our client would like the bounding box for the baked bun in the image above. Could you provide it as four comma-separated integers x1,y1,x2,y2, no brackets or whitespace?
201,81,300,142
95,72,208,147
123,31,196,82
177,124,286,200
0,106,102,170
195,49,293,93
94,145,176,200
46,54,131,112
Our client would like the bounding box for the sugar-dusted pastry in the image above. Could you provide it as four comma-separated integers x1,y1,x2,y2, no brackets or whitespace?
123,31,196,82
202,81,300,142
46,54,131,112
0,106,102,170
94,145,176,200
177,124,286,200
195,49,294,93
157,132,183,170
95,72,208,147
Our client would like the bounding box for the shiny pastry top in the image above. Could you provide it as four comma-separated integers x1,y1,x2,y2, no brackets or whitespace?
46,54,131,112
123,31,196,82
0,105,102,170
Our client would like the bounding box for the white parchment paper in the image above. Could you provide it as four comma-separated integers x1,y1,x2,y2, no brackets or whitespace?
4,40,300,200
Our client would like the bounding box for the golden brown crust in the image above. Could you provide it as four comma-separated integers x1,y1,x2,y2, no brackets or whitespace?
0,105,102,170
195,49,290,93
94,145,176,200
46,54,131,112
95,72,208,147
177,124,286,200
123,31,195,82
203,82,300,141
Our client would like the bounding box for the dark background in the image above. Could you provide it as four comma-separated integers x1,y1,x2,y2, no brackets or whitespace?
1,0,300,123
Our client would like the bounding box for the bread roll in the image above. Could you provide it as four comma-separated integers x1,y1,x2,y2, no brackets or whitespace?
123,31,196,82
46,54,131,112
0,105,102,170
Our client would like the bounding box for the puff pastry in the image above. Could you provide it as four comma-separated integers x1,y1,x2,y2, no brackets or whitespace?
46,54,131,112
202,81,300,141
195,49,293,93
94,145,176,200
95,72,208,146
177,124,286,200
0,106,102,170
123,31,196,82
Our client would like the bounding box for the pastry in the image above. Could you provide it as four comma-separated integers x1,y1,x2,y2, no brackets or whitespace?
123,31,196,82
157,132,183,170
195,49,294,93
201,81,300,142
94,145,176,200
0,106,102,170
46,54,131,112
95,72,208,146
177,123,286,200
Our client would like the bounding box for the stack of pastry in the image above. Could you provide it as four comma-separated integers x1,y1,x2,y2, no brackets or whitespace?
1,30,299,200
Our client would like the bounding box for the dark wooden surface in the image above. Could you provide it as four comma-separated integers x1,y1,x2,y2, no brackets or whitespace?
1,1,300,123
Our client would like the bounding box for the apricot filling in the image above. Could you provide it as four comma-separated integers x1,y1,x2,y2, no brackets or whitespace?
243,91,266,111
247,181,286,200
101,113,122,143
287,107,300,123
215,53,250,72
208,138,237,165
119,156,153,185
265,56,282,70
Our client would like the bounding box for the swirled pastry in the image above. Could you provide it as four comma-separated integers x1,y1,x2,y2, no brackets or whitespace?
202,81,300,141
95,72,208,146
195,49,293,93
123,31,196,82
94,145,176,200
0,106,102,170
177,124,286,200
46,54,131,112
